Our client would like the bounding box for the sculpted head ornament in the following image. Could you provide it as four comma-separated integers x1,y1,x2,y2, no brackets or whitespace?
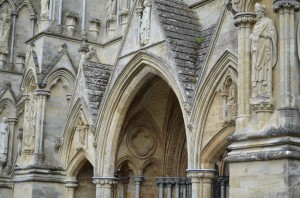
255,3,266,13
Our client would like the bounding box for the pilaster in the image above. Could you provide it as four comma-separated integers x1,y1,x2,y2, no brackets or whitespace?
233,12,256,132
33,89,50,165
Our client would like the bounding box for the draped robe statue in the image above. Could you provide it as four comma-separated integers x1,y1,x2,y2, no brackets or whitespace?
0,119,9,163
250,3,277,98
140,0,151,46
0,7,11,54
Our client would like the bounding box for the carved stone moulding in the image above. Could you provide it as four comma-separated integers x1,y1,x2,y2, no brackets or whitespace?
273,0,300,12
233,12,256,27
92,177,118,185
250,97,274,113
126,126,156,159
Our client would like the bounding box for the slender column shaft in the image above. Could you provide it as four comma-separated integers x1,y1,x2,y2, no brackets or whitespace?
58,0,63,25
134,176,143,198
7,118,17,165
175,182,180,198
167,183,172,198
82,0,86,30
159,183,164,198
9,10,18,64
33,90,49,164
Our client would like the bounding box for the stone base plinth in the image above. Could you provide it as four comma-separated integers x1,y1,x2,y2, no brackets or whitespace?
229,160,300,198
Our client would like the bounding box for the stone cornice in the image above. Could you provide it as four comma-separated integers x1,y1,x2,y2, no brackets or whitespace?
273,0,300,12
233,12,257,27
225,150,300,162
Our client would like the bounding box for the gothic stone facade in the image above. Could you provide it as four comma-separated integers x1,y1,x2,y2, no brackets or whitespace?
0,0,299,198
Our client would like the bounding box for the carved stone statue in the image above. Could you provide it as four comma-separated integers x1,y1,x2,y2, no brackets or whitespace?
250,3,277,98
140,0,151,46
17,128,23,156
76,116,88,151
0,6,11,54
226,84,238,121
0,118,9,163
41,0,50,18
106,0,117,19
23,95,36,153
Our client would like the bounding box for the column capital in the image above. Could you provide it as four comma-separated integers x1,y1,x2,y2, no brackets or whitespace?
186,169,216,179
133,176,143,182
233,12,257,27
11,10,18,16
6,118,18,124
92,177,118,185
30,14,38,21
34,89,50,96
273,0,300,12
65,180,78,188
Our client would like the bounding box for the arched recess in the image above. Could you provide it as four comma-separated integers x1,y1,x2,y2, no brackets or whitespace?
192,50,238,169
0,0,15,9
95,52,188,176
0,98,15,119
45,69,75,93
61,98,94,167
21,69,37,94
66,151,95,178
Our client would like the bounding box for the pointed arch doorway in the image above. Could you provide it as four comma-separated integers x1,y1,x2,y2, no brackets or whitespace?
113,76,190,198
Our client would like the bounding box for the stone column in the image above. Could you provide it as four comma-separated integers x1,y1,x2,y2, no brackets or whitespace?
6,118,17,168
156,177,164,198
30,14,37,37
233,13,256,131
187,169,215,198
33,89,50,165
8,10,18,68
218,176,229,198
93,177,118,198
274,0,300,128
65,180,78,198
118,177,129,198
166,182,172,198
133,176,143,198
174,178,180,198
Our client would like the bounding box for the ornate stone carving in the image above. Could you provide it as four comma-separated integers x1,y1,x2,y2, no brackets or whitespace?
93,177,118,185
226,83,238,122
53,137,63,150
0,6,11,55
183,102,193,115
126,126,156,159
273,0,300,12
75,114,89,151
0,118,9,164
23,95,36,154
106,0,117,19
233,12,257,27
140,0,152,46
41,0,50,19
250,3,277,99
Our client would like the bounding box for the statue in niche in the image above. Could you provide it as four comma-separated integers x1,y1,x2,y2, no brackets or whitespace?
226,84,238,121
76,116,88,151
250,3,277,98
17,129,23,156
41,0,50,19
23,95,36,153
106,0,117,20
140,0,151,46
0,6,11,54
0,118,9,163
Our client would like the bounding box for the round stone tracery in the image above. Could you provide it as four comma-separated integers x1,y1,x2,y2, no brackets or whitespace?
126,126,156,159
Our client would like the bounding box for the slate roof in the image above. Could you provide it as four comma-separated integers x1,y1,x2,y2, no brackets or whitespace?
82,61,112,115
154,0,215,98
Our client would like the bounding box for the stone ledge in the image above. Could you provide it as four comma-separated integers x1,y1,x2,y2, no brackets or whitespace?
228,128,300,142
225,150,300,163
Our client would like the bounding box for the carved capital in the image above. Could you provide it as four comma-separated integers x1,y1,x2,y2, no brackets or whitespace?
273,0,300,12
186,169,216,180
252,103,274,113
233,12,257,27
78,44,90,53
65,180,78,188
92,177,118,185
11,10,18,17
30,14,37,21
34,89,50,98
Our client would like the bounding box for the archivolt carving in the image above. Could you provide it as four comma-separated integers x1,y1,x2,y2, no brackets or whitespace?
126,125,156,159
